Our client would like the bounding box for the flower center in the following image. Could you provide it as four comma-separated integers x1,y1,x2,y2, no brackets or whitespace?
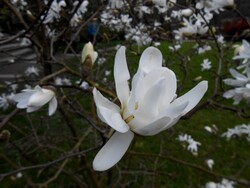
124,115,134,124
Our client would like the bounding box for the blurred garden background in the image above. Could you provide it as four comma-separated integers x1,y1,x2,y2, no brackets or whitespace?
0,0,250,187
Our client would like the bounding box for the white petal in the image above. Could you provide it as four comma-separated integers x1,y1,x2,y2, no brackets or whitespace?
138,47,162,74
28,89,54,107
93,131,134,171
93,88,129,132
223,79,246,87
133,116,171,136
159,101,189,118
223,90,235,98
172,81,208,115
13,92,32,108
114,46,130,107
126,71,143,115
27,106,42,113
134,78,167,125
229,68,246,80
48,97,58,116
93,51,98,63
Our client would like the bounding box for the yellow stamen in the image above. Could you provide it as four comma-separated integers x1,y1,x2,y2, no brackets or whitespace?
134,102,139,110
125,115,134,124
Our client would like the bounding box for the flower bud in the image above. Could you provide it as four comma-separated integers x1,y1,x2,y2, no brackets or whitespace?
81,42,98,79
180,9,193,17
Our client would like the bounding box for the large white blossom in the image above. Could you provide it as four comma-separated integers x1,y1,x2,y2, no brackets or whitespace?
92,46,208,171
13,85,57,116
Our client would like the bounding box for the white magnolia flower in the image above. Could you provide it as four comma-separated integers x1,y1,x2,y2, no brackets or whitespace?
171,9,193,19
70,1,89,27
204,125,217,133
177,133,201,155
205,179,236,188
43,0,66,24
13,85,57,116
233,40,250,70
0,93,14,110
223,68,250,104
169,44,181,52
125,24,152,46
196,0,235,13
25,66,40,76
54,77,71,85
92,46,208,171
5,81,18,92
201,59,212,71
152,0,176,13
108,0,124,9
10,0,27,10
222,124,250,142
197,44,211,54
206,159,214,169
216,35,225,45
76,80,89,90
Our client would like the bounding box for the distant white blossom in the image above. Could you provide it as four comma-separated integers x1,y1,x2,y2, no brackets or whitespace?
76,80,89,90
70,1,89,27
169,44,181,52
201,59,212,71
0,93,14,110
204,125,217,133
19,37,31,47
196,44,211,54
222,124,250,142
152,0,176,13
177,133,201,155
233,40,250,71
25,66,40,76
10,0,27,10
216,35,225,45
108,0,124,9
43,0,66,24
97,57,106,65
54,77,71,85
105,70,111,76
13,85,57,116
205,179,236,188
125,23,152,46
5,81,18,92
206,159,214,169
196,0,235,13
223,68,250,104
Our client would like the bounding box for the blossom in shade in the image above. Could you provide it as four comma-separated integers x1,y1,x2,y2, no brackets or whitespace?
92,46,208,171
13,85,57,116
206,159,214,169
